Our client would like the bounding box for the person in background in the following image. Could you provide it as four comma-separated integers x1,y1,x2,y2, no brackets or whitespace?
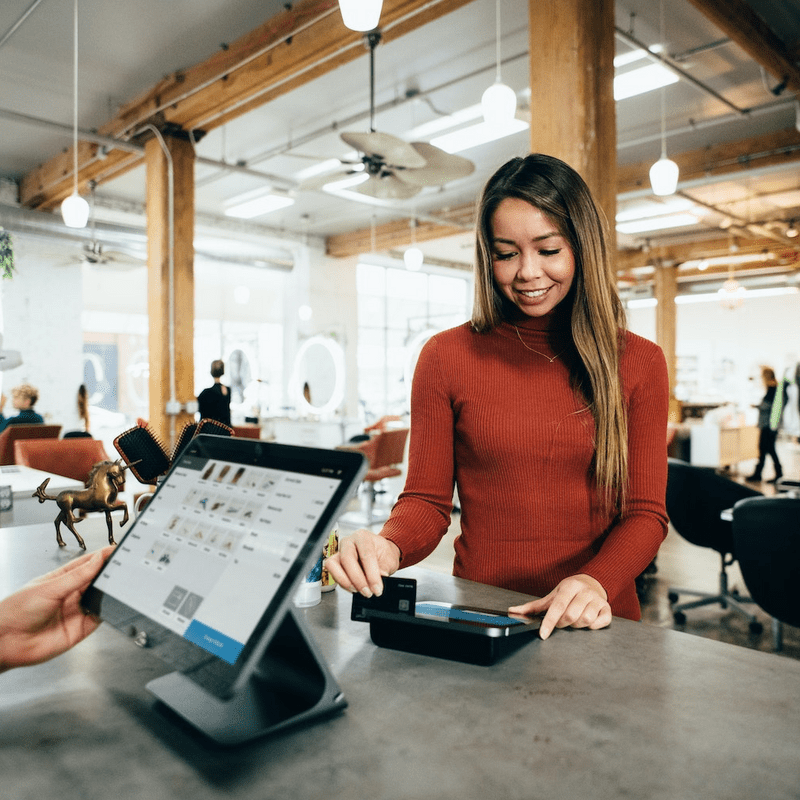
746,365,784,484
197,359,231,426
0,383,44,434
77,383,90,434
0,546,114,673
326,154,669,641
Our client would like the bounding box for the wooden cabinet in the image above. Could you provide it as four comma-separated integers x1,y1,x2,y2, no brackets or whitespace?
690,424,759,469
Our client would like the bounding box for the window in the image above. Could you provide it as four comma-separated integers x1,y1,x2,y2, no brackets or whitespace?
356,262,471,418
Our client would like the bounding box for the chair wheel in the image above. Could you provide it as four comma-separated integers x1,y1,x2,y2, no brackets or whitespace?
668,592,679,604
673,611,686,625
749,621,763,635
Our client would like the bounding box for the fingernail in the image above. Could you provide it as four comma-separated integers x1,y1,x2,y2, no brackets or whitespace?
360,587,373,598
372,583,383,597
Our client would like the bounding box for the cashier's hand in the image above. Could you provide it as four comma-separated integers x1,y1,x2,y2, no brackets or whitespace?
508,574,612,641
0,545,114,673
324,529,401,598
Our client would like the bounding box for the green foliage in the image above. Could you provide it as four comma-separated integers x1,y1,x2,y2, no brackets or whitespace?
0,230,14,279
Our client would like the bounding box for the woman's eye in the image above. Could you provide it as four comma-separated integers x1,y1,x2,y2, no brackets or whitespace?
493,251,516,261
540,249,561,257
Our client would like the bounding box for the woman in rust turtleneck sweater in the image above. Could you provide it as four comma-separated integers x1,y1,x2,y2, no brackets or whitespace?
327,154,669,641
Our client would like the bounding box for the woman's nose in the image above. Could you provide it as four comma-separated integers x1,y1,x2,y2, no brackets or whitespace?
516,251,544,280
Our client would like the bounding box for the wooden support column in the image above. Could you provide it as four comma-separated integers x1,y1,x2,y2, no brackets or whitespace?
527,0,617,246
654,262,679,418
145,132,195,447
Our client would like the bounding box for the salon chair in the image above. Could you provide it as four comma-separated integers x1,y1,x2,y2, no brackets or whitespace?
0,424,61,466
14,437,111,484
338,427,409,527
732,494,800,650
666,457,763,630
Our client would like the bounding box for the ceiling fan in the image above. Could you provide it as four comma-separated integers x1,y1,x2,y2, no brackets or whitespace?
300,31,474,200
71,183,145,269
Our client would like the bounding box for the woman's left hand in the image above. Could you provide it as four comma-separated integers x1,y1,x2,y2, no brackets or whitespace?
508,574,612,641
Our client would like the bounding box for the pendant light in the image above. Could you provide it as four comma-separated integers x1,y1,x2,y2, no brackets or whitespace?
481,0,516,123
61,0,89,228
338,0,383,32
649,0,679,196
404,218,423,271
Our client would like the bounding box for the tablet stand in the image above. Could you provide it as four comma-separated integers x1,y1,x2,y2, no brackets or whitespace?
145,608,346,745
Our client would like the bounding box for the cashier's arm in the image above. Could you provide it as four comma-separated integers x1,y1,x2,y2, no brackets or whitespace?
0,545,114,673
324,530,401,598
509,574,612,640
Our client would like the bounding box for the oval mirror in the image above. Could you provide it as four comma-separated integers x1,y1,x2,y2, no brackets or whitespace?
290,336,345,416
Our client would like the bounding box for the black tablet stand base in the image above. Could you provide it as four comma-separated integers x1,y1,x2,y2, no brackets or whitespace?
146,608,346,745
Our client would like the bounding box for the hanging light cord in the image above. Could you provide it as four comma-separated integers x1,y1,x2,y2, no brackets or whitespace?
71,0,79,194
494,0,502,83
658,0,667,159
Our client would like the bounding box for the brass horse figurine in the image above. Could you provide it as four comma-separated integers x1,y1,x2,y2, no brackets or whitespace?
33,459,132,549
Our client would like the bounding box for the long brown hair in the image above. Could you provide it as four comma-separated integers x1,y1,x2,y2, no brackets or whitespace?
472,154,628,511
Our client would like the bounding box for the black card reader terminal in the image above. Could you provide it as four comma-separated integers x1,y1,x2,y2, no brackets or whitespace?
351,577,540,666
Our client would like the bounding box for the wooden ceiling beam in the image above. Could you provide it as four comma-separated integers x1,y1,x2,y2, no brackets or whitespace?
19,0,474,210
616,236,800,273
328,129,800,259
686,0,800,95
618,128,800,194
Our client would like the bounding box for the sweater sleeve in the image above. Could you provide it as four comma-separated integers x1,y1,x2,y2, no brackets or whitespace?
580,340,670,605
380,335,456,565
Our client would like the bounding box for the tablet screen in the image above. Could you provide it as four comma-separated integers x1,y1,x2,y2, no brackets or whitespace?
83,436,366,697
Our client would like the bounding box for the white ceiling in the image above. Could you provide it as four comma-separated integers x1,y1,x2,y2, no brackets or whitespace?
2,0,800,284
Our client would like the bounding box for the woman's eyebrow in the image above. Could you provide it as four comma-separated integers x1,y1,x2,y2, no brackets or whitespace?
492,231,561,244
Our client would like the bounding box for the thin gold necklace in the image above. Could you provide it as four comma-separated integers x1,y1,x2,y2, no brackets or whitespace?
513,325,562,363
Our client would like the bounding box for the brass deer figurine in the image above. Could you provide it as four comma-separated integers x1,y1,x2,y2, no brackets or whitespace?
33,459,133,549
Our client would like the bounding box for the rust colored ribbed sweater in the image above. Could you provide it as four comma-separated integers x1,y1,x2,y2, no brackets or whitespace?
381,314,669,621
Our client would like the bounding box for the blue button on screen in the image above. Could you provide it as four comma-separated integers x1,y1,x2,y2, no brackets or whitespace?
184,620,244,664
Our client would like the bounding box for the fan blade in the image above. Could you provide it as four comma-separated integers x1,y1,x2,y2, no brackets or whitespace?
104,251,146,266
340,131,427,169
298,166,361,192
395,143,475,187
353,174,422,200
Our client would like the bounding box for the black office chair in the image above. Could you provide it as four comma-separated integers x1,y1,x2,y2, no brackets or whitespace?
731,495,800,651
666,458,763,630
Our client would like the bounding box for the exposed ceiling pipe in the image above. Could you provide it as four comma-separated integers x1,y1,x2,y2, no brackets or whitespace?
0,107,295,189
614,27,748,115
0,203,295,271
0,0,45,50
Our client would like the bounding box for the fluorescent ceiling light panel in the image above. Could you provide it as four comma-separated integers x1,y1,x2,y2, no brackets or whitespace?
616,197,695,223
431,118,528,154
613,44,664,68
616,213,698,234
225,192,294,219
614,63,679,101
407,104,484,140
295,157,351,181
323,172,370,192
626,297,658,308
626,286,798,308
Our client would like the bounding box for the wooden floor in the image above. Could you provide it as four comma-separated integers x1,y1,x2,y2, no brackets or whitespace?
342,434,799,661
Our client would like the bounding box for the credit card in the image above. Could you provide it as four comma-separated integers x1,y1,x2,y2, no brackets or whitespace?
351,576,417,621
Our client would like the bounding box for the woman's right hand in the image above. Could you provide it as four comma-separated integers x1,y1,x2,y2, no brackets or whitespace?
325,529,401,598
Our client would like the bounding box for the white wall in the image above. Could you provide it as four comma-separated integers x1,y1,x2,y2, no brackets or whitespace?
1,230,362,435
0,234,85,431
627,291,800,409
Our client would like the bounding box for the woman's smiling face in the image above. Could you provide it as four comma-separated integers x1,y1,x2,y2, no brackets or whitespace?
490,197,575,318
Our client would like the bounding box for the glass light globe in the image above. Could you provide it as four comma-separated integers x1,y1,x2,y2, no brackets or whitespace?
481,81,517,123
61,192,90,228
718,278,746,310
649,157,679,196
404,246,423,271
338,0,383,31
